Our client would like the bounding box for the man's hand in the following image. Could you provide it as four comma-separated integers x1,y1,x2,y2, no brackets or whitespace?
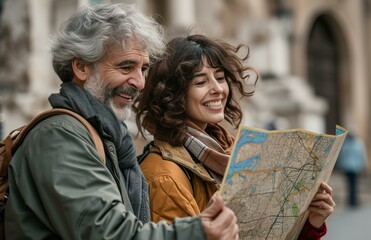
200,193,239,240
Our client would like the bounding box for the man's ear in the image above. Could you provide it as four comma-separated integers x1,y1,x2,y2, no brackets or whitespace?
71,58,92,83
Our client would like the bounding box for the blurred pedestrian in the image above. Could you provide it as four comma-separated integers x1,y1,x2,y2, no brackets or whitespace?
337,131,368,207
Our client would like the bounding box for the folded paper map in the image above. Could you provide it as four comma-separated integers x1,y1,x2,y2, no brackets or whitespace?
220,125,347,240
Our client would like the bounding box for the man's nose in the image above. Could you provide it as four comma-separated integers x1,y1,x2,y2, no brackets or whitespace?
128,69,145,90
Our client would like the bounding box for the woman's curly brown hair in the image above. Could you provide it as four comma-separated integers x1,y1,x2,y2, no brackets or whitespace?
133,34,258,146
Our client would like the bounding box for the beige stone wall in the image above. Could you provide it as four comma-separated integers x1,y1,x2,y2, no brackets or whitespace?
289,0,369,166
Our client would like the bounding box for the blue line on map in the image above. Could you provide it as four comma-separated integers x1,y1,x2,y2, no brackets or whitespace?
226,154,260,180
230,129,267,162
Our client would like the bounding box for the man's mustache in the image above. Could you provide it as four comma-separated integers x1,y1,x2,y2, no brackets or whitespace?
111,86,140,99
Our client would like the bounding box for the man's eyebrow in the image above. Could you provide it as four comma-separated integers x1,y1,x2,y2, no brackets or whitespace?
116,59,137,66
116,59,150,68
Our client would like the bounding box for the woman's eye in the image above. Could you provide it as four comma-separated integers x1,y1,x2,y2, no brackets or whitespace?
216,73,226,82
194,80,206,86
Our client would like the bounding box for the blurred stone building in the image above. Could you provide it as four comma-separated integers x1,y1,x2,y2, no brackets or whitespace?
0,0,370,167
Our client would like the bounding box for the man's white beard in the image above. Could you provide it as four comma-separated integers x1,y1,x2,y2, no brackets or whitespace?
107,99,132,122
84,71,132,122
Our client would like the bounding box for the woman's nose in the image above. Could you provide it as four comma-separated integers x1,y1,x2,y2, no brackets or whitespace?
210,79,224,94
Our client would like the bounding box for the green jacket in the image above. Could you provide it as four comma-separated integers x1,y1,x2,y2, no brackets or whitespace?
5,114,205,240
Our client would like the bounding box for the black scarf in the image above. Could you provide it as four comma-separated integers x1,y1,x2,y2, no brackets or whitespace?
49,82,150,223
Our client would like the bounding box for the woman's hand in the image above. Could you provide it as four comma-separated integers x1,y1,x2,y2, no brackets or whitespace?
307,182,336,228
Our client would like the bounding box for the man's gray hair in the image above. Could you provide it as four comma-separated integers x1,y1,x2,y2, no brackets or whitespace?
50,4,166,82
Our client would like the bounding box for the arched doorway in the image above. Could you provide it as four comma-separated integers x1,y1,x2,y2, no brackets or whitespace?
307,14,348,134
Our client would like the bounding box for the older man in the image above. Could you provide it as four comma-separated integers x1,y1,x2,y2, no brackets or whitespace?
5,4,238,240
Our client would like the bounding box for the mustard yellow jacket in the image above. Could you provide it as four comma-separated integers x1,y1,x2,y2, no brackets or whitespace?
140,139,219,223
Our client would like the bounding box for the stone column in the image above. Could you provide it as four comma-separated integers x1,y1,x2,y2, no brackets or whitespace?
2,0,54,134
28,0,52,97
7,0,55,124
168,0,196,33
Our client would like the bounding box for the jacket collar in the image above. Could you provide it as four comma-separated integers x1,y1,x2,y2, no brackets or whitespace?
153,139,216,183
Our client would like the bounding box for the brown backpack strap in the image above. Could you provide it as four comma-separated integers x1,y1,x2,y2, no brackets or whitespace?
0,109,106,221
12,108,106,163
0,134,19,177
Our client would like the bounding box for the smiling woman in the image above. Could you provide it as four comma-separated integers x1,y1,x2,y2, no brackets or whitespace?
185,58,230,130
134,34,256,146
133,34,257,218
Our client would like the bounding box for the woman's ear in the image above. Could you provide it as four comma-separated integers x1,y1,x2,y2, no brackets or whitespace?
71,58,92,83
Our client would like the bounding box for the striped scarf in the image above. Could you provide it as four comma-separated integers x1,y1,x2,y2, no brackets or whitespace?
184,122,234,183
